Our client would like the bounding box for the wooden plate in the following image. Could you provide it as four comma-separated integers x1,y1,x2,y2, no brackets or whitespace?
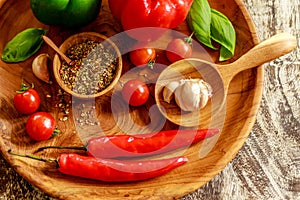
0,0,262,199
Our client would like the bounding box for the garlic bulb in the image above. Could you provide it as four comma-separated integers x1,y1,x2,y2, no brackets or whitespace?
32,53,50,83
162,78,212,112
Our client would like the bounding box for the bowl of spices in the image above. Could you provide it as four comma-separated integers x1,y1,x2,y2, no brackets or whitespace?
53,32,122,99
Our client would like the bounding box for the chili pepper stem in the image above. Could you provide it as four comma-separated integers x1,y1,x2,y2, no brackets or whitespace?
37,146,86,152
8,150,58,167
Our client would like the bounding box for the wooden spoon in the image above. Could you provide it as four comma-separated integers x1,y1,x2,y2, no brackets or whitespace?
42,35,72,64
155,33,297,127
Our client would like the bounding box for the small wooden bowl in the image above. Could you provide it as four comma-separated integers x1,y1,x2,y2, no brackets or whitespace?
53,32,122,99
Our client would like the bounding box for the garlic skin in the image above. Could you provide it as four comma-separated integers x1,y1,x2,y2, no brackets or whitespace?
32,53,50,83
163,78,212,112
198,80,212,109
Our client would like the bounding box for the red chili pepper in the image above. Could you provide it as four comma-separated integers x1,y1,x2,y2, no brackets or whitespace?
58,154,187,182
38,129,220,158
108,0,194,41
8,151,187,182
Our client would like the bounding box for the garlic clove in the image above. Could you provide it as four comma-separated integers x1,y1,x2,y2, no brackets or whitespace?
174,84,188,111
163,81,180,103
32,53,50,83
182,80,201,111
173,78,213,112
174,81,196,111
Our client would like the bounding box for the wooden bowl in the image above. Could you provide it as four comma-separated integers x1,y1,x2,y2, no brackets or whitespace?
155,59,224,128
53,32,122,99
0,0,264,199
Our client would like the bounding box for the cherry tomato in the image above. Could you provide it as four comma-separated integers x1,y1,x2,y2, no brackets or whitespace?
165,36,193,63
129,47,156,68
122,79,150,106
26,112,57,141
13,83,41,114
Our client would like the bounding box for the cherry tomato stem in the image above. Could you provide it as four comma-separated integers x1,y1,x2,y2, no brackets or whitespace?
184,32,194,45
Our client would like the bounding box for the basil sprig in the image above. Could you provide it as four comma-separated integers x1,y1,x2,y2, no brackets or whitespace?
187,0,236,61
1,28,47,63
187,0,216,50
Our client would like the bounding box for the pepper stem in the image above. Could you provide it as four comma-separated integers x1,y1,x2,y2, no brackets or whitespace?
8,150,58,167
37,145,87,152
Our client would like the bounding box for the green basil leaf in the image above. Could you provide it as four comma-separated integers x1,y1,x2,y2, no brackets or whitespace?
1,28,47,63
210,9,236,61
187,0,217,50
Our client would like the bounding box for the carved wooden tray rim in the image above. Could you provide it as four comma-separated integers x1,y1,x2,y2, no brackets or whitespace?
0,0,263,199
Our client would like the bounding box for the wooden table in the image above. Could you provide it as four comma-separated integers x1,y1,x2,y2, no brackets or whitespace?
0,0,299,199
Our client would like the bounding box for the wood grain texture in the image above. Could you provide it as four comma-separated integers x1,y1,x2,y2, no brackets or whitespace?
182,0,300,199
0,0,298,200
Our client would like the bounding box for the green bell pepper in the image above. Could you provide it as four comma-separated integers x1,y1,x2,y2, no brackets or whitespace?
30,0,102,28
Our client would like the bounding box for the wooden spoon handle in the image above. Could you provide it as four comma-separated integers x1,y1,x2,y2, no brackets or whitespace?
42,36,72,64
219,33,297,79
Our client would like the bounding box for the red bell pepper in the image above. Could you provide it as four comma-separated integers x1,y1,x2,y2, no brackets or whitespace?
108,0,194,41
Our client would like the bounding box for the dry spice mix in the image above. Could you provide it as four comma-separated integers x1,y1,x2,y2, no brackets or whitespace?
60,40,118,95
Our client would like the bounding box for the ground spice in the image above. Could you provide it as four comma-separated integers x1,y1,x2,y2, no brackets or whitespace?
75,103,99,126
56,89,71,122
60,40,118,95
55,89,99,126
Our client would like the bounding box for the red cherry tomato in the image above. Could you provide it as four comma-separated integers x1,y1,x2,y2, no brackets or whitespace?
13,84,41,114
165,37,193,63
129,47,156,68
26,112,57,141
122,79,150,106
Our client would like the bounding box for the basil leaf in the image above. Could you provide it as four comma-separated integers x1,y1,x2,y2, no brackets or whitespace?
1,28,47,63
187,0,236,61
187,0,216,50
210,9,236,61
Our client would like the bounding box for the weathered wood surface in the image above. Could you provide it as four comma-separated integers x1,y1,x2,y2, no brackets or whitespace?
0,0,299,199
182,0,300,199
